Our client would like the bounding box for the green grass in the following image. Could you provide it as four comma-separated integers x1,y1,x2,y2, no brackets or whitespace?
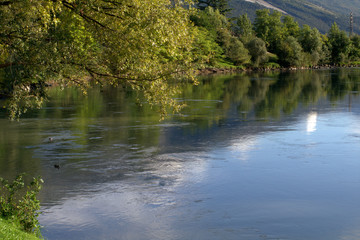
349,61,360,65
0,218,40,240
212,58,247,69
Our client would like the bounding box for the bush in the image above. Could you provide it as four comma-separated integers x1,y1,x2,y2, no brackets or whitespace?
217,29,251,65
0,174,43,235
246,37,268,67
277,36,304,67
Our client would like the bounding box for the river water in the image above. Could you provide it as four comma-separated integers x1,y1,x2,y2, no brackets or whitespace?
1,69,360,239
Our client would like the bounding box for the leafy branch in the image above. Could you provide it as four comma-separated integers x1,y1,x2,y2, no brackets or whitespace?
0,174,43,234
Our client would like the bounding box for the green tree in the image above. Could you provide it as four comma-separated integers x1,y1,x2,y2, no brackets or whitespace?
328,22,351,64
254,9,271,45
246,37,268,67
298,25,324,65
283,15,300,38
254,10,284,53
236,14,254,42
0,0,196,119
190,7,229,65
191,6,229,31
225,35,251,65
349,35,360,61
299,25,322,53
217,28,250,65
277,36,304,67
192,27,224,66
191,7,250,66
267,11,285,51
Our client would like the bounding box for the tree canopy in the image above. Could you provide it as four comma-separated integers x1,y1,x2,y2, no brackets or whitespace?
0,0,195,119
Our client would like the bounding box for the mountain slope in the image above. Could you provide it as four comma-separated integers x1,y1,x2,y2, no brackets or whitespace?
305,0,360,16
229,0,358,34
243,0,287,13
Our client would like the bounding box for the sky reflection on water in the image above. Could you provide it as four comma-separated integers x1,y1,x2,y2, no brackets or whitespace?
39,106,360,240
1,69,360,239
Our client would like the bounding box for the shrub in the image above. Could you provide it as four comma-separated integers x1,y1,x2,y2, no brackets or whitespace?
246,37,268,67
277,36,304,67
0,174,43,235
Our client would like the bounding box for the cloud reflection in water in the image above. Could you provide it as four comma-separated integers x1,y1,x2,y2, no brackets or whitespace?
306,112,318,133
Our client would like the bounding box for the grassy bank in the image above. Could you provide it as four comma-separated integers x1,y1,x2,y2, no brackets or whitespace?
0,218,40,240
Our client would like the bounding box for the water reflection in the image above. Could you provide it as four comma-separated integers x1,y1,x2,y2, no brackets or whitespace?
306,112,318,133
229,135,258,162
1,69,360,239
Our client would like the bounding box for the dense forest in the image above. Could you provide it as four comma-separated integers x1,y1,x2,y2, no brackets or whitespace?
192,0,360,70
1,0,360,119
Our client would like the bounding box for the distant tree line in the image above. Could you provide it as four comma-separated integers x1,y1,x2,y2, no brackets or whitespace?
192,1,360,69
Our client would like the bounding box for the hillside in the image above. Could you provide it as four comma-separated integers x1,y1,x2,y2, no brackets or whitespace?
228,0,360,34
243,0,287,13
305,0,360,16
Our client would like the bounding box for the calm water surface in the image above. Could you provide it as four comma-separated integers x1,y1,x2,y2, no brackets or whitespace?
1,69,360,239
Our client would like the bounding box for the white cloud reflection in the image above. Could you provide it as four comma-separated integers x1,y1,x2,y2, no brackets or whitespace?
306,112,318,133
40,152,209,239
229,136,258,161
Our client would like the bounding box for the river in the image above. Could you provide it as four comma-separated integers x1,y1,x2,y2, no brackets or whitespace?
1,68,360,240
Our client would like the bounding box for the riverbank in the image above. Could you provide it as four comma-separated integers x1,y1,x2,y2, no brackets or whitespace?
196,64,360,75
0,218,40,240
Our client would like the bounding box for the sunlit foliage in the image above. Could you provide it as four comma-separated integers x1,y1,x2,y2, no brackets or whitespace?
3,0,360,119
0,0,196,119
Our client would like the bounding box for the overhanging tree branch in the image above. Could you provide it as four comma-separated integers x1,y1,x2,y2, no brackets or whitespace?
61,0,114,30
